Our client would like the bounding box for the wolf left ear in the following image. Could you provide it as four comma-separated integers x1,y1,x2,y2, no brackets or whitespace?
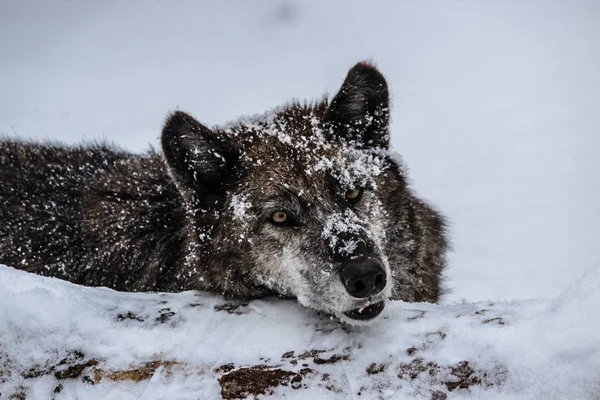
325,62,390,149
161,111,238,203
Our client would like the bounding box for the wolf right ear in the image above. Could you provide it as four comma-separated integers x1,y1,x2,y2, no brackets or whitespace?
161,111,238,202
325,62,390,149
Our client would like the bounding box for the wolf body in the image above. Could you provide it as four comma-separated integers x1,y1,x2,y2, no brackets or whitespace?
0,63,447,322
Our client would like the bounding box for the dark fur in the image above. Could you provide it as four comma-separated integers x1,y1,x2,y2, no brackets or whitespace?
1,62,447,315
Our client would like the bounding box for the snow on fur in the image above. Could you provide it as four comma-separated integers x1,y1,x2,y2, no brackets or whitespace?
322,210,364,255
229,194,252,221
224,107,388,189
1,264,598,400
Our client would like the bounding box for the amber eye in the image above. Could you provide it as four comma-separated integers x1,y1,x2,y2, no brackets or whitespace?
346,187,362,201
272,211,288,224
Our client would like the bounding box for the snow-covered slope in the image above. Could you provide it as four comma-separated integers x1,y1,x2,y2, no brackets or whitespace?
1,264,598,399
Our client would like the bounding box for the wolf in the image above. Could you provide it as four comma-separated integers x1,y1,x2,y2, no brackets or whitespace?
0,62,447,323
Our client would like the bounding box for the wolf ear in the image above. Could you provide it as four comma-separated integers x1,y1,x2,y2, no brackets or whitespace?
161,111,238,203
324,62,390,149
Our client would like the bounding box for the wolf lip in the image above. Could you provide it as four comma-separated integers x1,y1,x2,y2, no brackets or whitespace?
343,301,385,320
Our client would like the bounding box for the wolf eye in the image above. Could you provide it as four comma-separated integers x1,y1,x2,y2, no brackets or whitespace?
346,187,363,202
272,211,288,224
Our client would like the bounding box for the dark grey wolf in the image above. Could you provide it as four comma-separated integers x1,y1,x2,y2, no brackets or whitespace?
0,62,447,323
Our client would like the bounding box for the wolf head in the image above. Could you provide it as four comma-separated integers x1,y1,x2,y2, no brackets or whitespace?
161,62,409,324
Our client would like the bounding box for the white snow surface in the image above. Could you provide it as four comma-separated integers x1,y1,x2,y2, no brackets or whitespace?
0,264,598,399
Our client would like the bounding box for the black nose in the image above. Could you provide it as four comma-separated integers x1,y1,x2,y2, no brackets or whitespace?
341,259,387,298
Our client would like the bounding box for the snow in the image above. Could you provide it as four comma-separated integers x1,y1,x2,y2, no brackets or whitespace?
230,194,252,221
1,0,599,398
322,210,365,255
1,264,598,399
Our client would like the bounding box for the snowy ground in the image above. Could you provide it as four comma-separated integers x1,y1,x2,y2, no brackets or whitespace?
1,1,599,399
1,264,599,399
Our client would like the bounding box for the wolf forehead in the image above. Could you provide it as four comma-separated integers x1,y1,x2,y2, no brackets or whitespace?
229,110,389,192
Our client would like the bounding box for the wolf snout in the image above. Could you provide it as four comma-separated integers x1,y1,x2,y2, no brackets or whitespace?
340,259,387,298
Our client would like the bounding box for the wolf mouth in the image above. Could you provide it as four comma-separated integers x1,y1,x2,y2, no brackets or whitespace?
343,301,385,320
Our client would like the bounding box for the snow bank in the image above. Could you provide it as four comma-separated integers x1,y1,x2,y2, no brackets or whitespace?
1,265,598,399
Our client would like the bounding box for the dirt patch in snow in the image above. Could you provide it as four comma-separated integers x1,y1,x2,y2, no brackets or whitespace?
115,311,144,322
366,362,387,375
54,359,99,380
483,317,506,325
103,360,179,383
280,349,350,366
407,310,426,320
214,363,236,374
398,358,507,398
214,303,249,315
218,365,305,399
18,352,180,390
313,354,350,365
154,308,176,324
